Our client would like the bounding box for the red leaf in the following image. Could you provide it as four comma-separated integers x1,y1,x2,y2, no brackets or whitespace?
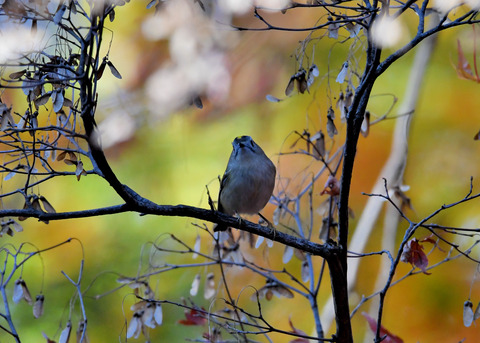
362,312,404,343
456,40,480,82
178,308,207,326
320,175,340,196
400,238,431,274
288,318,309,343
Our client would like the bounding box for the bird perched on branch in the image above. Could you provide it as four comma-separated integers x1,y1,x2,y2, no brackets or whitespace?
215,136,276,232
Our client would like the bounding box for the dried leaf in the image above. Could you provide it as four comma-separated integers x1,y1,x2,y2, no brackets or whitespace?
10,219,23,233
9,69,26,79
336,62,348,84
142,303,157,328
266,94,282,103
96,59,107,80
311,130,325,160
33,295,45,319
52,90,64,113
328,17,339,39
326,113,338,138
288,318,309,343
66,152,77,164
76,319,87,343
75,160,87,181
42,332,56,343
13,279,24,303
126,313,142,339
400,238,430,274
154,303,163,325
295,69,308,94
39,196,56,214
321,175,340,196
59,321,72,343
204,272,215,300
309,64,319,77
32,197,43,212
285,75,295,96
56,150,67,161
301,260,310,282
190,95,203,109
190,273,201,296
34,92,51,109
456,40,480,82
53,4,67,25
346,22,361,37
0,105,15,130
474,301,480,321
192,234,201,259
464,300,474,327
363,312,403,342
283,245,294,264
178,308,207,326
361,110,370,137
255,235,264,249
107,61,122,79
146,0,157,9
109,8,115,22
13,279,32,304
254,279,294,301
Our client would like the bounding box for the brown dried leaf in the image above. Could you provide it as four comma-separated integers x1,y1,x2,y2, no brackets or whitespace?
9,69,26,79
254,279,294,301
33,295,45,319
76,319,87,343
288,317,309,343
52,90,64,113
56,150,67,161
296,69,308,94
310,130,325,159
328,17,339,39
474,129,480,140
32,197,43,212
107,61,122,79
96,59,107,80
321,175,340,196
75,160,87,180
39,196,56,214
400,238,430,274
34,92,51,109
63,97,73,108
326,113,338,138
285,75,295,96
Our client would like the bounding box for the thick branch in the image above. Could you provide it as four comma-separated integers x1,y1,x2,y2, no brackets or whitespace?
0,202,336,258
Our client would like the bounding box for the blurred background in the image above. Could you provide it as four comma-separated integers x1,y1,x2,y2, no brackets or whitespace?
3,1,480,342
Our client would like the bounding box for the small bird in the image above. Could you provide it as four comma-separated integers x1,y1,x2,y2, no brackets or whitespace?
215,136,276,232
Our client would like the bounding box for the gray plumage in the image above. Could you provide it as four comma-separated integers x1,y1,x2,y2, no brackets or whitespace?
215,136,276,232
